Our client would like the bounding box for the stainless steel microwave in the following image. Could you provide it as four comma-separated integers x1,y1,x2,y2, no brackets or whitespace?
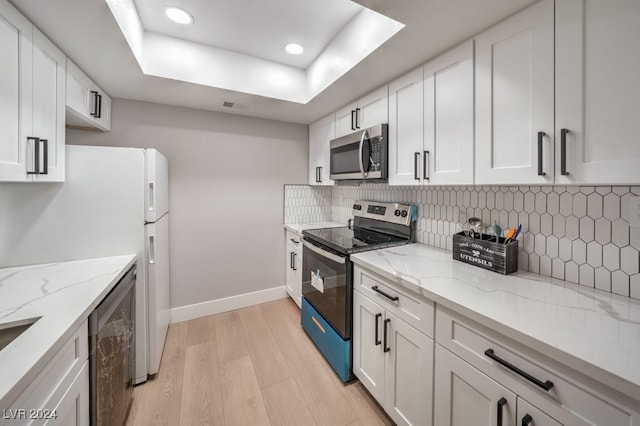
329,123,388,182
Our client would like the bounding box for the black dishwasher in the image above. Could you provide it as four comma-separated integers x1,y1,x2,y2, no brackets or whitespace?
89,265,136,426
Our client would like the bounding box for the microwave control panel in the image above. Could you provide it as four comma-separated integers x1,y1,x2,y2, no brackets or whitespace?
369,137,382,171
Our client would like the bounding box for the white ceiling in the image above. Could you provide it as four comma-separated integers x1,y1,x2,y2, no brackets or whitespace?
10,0,537,125
134,0,362,69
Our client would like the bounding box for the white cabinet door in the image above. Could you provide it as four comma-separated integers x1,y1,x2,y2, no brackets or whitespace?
66,59,92,122
285,231,302,308
352,290,386,403
30,28,65,182
308,113,335,186
285,247,296,299
517,398,562,426
388,67,424,186
66,59,112,132
434,345,517,426
45,362,89,426
475,0,554,185
556,0,640,184
94,92,111,131
384,311,433,426
424,40,474,185
0,2,31,181
358,85,388,130
335,102,357,138
285,245,302,308
335,86,388,138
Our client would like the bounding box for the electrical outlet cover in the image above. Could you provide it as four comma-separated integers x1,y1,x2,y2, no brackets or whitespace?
629,196,640,228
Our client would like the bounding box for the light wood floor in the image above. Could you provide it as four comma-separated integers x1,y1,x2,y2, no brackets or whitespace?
126,298,393,426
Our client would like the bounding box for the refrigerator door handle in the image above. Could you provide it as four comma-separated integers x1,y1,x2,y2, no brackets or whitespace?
148,182,155,212
148,235,156,264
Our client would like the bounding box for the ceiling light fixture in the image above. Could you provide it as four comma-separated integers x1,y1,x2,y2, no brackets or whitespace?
284,43,304,55
165,6,194,25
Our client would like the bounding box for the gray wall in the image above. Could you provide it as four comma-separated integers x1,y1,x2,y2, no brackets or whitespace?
67,99,308,308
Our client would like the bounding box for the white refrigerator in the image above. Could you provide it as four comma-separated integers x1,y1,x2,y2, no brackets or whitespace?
0,145,170,384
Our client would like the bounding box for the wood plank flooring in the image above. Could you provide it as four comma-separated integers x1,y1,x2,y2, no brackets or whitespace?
126,298,393,426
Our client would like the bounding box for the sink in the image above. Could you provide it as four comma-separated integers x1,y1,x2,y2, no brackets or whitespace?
0,317,41,351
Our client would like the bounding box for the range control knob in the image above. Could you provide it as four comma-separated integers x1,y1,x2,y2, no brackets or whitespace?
394,209,401,216
353,204,361,210
401,210,408,218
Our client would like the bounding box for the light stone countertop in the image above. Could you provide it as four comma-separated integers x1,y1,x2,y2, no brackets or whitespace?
284,221,345,235
351,243,640,399
0,255,137,409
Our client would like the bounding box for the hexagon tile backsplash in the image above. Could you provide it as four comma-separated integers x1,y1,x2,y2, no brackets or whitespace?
284,184,640,299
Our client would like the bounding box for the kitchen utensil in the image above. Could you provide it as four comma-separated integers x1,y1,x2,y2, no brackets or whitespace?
504,228,516,244
468,217,482,238
513,224,522,240
458,212,468,237
493,223,502,242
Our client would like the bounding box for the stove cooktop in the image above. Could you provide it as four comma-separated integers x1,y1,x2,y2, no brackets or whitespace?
303,226,410,255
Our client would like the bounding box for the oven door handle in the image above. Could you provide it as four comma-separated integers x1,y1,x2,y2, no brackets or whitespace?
303,240,346,265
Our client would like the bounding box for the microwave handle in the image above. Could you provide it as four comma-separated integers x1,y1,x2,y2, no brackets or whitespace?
358,130,369,177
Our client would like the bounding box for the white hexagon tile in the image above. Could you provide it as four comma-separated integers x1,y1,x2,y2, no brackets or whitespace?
284,184,640,299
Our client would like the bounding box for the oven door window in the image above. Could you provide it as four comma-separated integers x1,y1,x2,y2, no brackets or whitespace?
302,243,351,340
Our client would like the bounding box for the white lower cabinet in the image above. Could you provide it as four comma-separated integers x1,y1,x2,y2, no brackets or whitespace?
2,321,89,426
284,230,302,308
435,306,640,426
45,362,89,426
435,345,562,426
353,262,640,426
435,344,517,426
353,287,433,426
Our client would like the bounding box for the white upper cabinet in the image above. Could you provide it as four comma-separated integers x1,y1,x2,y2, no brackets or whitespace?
0,1,31,181
0,0,65,182
308,113,335,186
66,59,112,132
388,67,424,186
555,0,640,184
335,85,388,138
424,40,474,185
357,86,388,130
475,0,554,185
31,28,66,182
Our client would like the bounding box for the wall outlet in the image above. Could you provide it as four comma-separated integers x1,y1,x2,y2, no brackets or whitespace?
629,196,640,228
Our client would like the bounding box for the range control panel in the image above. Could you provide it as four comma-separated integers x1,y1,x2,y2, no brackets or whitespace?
352,200,413,226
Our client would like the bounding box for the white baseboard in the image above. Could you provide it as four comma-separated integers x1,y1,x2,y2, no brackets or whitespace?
169,286,288,324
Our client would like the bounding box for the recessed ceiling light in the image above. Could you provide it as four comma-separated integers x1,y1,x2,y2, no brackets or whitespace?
165,6,194,25
284,43,304,55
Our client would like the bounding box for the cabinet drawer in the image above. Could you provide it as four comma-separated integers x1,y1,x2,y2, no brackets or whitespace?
354,265,434,338
285,230,302,249
2,320,88,424
436,306,639,425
